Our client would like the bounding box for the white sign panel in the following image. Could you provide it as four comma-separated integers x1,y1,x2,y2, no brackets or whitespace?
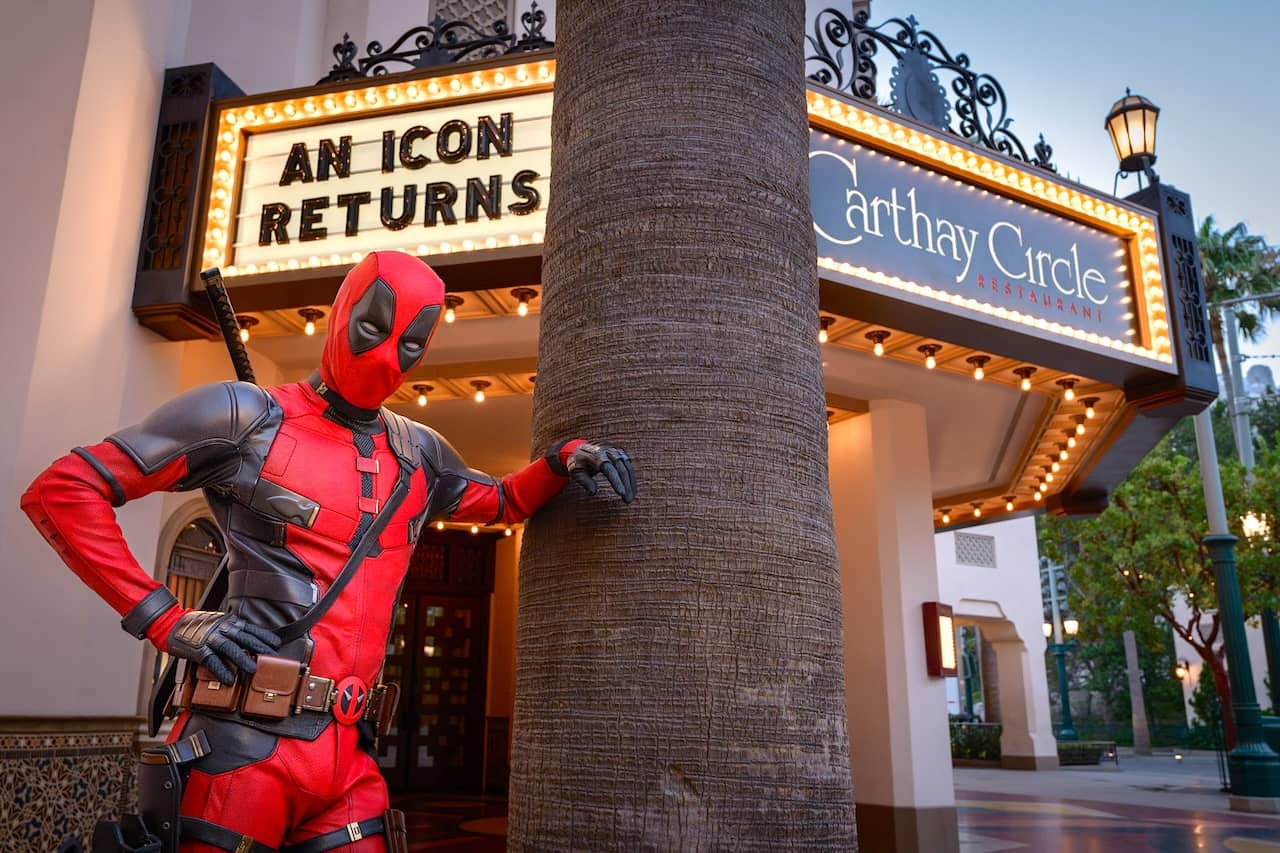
230,91,551,269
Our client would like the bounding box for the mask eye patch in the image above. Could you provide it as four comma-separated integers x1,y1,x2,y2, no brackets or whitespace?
398,304,441,372
348,277,396,355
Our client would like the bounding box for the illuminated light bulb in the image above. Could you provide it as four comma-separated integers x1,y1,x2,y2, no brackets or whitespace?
235,315,257,343
298,308,323,337
1082,398,1098,419
1060,449,1070,461
971,503,982,518
1076,422,1085,436
1057,378,1077,401
512,288,537,319
444,294,463,323
1033,491,1042,501
413,383,432,407
1045,471,1054,483
470,525,479,535
818,315,835,344
1067,436,1077,448
1038,482,1047,493
436,521,445,531
471,380,490,403
866,330,890,356
1013,366,1037,391
1051,461,1061,472
918,344,941,370
941,509,951,524
1005,497,1015,512
967,355,990,381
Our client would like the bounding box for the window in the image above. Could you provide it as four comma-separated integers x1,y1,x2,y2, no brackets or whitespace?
954,532,997,568
166,518,225,608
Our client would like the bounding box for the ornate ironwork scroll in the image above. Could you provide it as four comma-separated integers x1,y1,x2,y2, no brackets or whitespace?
319,2,551,83
806,9,1056,172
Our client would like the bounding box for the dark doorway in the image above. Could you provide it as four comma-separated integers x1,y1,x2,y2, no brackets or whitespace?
378,529,497,794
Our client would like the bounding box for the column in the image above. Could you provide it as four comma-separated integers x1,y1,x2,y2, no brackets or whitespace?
980,622,1058,770
830,400,958,853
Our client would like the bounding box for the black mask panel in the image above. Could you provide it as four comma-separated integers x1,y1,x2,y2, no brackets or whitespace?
398,305,440,372
348,277,396,355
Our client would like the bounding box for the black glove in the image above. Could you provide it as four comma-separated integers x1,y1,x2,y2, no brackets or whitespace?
566,442,637,503
165,610,281,685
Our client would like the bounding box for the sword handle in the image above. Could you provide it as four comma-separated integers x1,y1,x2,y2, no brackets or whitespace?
200,268,257,385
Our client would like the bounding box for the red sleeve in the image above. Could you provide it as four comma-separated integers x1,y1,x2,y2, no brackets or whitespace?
20,441,189,648
449,439,585,525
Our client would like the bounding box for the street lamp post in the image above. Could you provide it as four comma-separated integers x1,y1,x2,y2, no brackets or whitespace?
1111,90,1280,806
1242,512,1280,713
1042,563,1079,741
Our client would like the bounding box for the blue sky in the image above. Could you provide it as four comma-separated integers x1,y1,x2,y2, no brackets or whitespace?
805,0,1280,360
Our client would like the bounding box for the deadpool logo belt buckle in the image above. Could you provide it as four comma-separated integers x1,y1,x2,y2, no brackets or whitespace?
333,676,369,725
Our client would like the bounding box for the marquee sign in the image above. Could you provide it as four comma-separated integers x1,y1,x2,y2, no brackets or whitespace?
807,90,1174,369
197,59,554,280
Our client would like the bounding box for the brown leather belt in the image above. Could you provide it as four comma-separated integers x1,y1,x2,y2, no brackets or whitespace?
179,656,398,733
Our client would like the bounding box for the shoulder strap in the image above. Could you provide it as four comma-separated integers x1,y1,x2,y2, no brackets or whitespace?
276,468,410,646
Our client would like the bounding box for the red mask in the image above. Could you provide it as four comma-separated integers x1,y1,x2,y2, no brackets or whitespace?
320,251,444,410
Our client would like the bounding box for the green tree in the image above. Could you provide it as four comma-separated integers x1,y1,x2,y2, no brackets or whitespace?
1197,216,1280,367
1040,445,1254,747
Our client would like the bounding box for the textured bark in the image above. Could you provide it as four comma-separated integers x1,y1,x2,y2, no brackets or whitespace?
508,1,856,849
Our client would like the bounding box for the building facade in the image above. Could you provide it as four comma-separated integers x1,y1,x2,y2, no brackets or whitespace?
0,1,1215,850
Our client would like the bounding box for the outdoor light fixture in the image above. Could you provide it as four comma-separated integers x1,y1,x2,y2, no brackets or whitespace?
865,330,890,356
1056,378,1077,401
1175,659,1190,681
511,287,537,318
818,315,835,344
235,315,258,343
1005,496,1015,512
918,343,941,369
436,521,445,531
967,355,990,380
444,294,464,323
1105,88,1160,183
413,383,432,407
1075,416,1086,436
298,308,324,336
1063,618,1080,636
1033,490,1042,501
1043,622,1053,639
1060,447,1070,461
470,524,479,534
1013,366,1037,391
470,379,490,402
1067,435,1077,449
940,508,951,524
971,502,982,518
1052,461,1061,473
504,527,513,537
1082,397,1099,419
922,602,958,677
1044,466,1055,484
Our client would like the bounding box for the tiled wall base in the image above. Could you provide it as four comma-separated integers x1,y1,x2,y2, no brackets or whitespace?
0,717,141,851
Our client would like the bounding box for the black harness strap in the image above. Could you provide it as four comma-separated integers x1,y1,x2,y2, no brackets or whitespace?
182,817,277,853
280,817,386,853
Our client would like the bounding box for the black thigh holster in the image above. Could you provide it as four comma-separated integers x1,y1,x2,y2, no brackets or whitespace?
92,731,211,853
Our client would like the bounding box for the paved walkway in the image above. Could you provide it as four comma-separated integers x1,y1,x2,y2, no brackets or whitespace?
955,750,1280,852
397,751,1280,851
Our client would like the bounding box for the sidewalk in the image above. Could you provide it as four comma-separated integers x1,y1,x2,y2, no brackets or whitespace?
955,749,1280,852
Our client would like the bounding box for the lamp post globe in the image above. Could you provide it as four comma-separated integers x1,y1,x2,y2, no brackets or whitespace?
1105,88,1160,181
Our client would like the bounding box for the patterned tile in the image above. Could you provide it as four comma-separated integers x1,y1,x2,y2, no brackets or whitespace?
0,726,137,851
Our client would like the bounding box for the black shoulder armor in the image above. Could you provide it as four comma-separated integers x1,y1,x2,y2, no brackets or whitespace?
411,422,496,522
106,383,277,488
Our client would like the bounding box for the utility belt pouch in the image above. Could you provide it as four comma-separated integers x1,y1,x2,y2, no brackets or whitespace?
242,655,304,720
365,682,400,737
384,808,408,853
187,665,242,713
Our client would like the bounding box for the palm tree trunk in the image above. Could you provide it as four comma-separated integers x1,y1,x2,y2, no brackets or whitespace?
509,1,856,848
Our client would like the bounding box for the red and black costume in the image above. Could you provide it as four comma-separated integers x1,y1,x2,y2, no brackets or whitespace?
22,252,634,852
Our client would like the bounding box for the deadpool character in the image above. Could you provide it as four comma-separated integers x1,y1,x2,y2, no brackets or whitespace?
21,251,635,852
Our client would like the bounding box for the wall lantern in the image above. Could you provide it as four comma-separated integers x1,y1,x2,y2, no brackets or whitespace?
1062,617,1080,637
1105,88,1160,182
922,602,957,677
